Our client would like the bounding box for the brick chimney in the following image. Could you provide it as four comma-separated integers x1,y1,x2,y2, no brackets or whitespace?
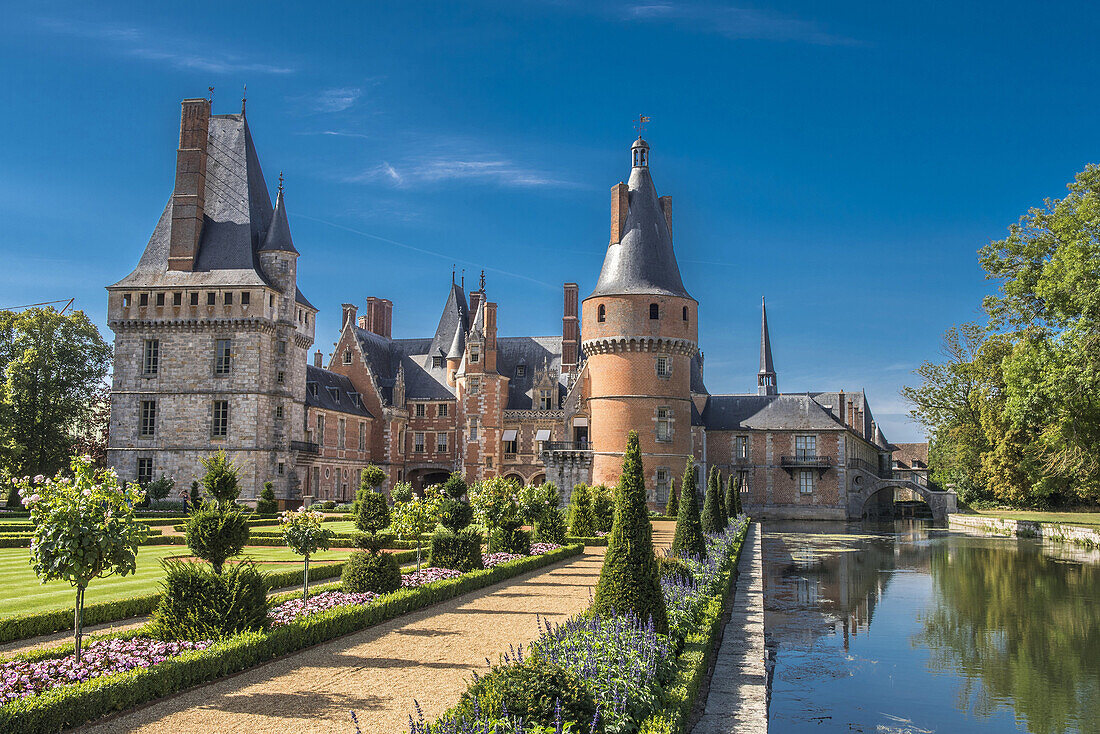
484,302,498,371
361,296,393,338
314,350,323,367
168,98,211,271
659,196,672,241
610,183,629,244
469,291,483,318
341,303,357,329
562,283,579,373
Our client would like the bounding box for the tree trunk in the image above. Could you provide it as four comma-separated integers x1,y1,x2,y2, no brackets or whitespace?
74,585,85,663
303,554,310,599
416,538,422,572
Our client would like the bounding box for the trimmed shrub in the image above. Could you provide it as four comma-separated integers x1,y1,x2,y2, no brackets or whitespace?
671,464,705,558
185,504,250,574
593,430,668,633
341,550,402,594
591,484,615,533
566,483,596,537
534,507,567,544
428,527,484,571
656,556,693,583
700,467,723,534
390,482,413,503
441,471,468,499
724,474,739,520
450,660,597,731
355,489,391,532
150,560,268,641
438,495,474,531
497,520,531,555
200,450,241,504
256,482,278,515
188,480,201,509
666,479,679,517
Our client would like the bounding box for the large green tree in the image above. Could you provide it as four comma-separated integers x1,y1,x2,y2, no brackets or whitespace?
0,307,111,478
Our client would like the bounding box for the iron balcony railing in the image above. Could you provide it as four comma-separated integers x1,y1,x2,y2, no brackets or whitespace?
542,441,591,452
847,457,890,478
731,455,752,465
781,455,832,468
290,440,319,454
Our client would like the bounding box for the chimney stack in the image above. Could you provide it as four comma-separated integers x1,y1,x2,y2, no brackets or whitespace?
562,283,579,373
168,98,211,271
610,183,629,244
484,302,498,370
314,350,323,368
362,296,393,338
469,290,483,318
341,303,358,329
658,196,672,241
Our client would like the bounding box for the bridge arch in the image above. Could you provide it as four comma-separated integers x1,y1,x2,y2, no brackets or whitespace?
848,478,957,523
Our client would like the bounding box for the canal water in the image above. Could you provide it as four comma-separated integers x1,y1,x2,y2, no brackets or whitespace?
762,521,1100,734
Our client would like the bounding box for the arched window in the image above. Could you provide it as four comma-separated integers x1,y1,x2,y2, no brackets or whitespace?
597,304,606,323
682,306,689,321
649,303,659,320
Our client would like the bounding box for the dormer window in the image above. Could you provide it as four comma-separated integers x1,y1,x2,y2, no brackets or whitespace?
432,356,444,369
539,389,553,410
649,303,659,320
597,304,606,323
515,365,526,378
328,386,340,403
308,382,318,397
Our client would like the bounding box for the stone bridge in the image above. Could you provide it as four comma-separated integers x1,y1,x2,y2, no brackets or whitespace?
846,466,958,523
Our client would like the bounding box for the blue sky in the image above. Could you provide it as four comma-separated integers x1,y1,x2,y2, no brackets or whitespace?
2,1,1097,442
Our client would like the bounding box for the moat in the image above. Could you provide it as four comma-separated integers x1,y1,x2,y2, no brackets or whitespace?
761,520,1100,734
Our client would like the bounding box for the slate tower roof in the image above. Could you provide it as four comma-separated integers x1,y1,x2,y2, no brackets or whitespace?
758,297,777,395
589,138,692,300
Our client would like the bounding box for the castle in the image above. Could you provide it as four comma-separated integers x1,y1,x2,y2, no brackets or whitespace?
107,98,955,521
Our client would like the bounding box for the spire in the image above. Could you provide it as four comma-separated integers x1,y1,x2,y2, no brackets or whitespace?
589,136,692,300
241,84,247,115
758,297,777,396
479,269,486,292
259,179,299,254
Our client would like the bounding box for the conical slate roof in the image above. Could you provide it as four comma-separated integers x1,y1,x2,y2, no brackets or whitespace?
589,145,692,300
259,187,298,254
759,298,775,375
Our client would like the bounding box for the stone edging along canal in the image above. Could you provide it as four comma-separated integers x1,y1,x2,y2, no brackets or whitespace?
949,513,1100,548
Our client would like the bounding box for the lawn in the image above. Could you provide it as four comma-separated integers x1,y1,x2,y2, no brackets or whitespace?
975,509,1100,526
0,545,356,618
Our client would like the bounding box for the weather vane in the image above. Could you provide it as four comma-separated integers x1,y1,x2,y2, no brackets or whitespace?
278,171,284,194
208,86,215,103
635,115,650,136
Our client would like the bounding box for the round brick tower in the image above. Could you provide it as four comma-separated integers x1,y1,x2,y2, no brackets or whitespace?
582,137,698,503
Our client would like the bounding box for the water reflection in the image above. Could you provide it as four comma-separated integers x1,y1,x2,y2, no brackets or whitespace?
762,521,1100,734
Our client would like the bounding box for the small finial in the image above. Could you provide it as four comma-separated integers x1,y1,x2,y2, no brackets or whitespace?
241,84,247,115
278,171,284,195
461,269,465,291
208,86,214,104
452,265,456,285
479,269,486,292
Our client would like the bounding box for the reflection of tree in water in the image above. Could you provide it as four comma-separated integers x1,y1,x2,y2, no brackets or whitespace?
916,542,1100,734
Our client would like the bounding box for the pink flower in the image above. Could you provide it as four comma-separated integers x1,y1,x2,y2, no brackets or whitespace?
33,475,44,484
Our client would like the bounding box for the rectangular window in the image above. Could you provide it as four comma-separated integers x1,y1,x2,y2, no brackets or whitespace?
278,462,285,476
734,436,749,459
277,340,286,355
468,378,480,395
139,293,149,307
269,294,275,308
123,293,132,307
142,339,159,376
436,432,448,453
656,467,670,502
504,439,518,454
224,292,233,305
516,365,526,378
338,418,346,448
343,349,353,365
795,435,816,459
656,354,671,378
277,371,285,384
136,458,153,486
414,432,425,452
139,400,156,437
212,400,229,438
359,422,366,451
432,356,444,369
155,292,165,307
241,292,250,306
276,405,284,420
656,407,672,442
739,471,751,492
190,292,199,306
438,404,449,417
539,389,553,410
469,418,479,441
173,292,182,306
207,292,216,306
316,413,326,444
470,345,480,363
415,403,426,418
214,339,232,375
799,470,814,494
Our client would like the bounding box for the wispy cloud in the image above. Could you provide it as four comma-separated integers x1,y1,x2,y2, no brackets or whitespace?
622,3,857,46
312,87,362,113
38,17,294,74
349,154,573,188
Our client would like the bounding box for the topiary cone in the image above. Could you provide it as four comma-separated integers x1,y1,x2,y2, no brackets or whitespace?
701,465,724,533
672,463,705,558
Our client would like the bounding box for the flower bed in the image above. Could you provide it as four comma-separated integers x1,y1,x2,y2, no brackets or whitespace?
480,552,522,568
0,637,211,706
528,542,561,556
402,567,463,587
269,591,378,627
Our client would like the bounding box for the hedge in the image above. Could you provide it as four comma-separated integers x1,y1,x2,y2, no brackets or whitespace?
564,535,608,546
0,544,583,733
639,521,751,734
0,532,177,549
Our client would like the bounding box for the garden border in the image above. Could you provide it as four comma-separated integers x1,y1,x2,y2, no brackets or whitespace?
0,544,583,733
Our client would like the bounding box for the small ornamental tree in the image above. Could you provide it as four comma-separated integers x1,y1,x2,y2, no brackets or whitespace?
590,484,615,533
733,473,743,516
592,431,667,633
146,475,174,503
391,490,440,570
518,481,556,525
701,466,724,533
280,506,334,599
355,467,391,533
17,455,147,662
566,483,596,537
360,464,387,494
725,473,741,519
186,503,249,574
200,450,241,505
256,481,278,515
671,463,705,557
666,479,679,517
189,480,202,508
441,471,468,499
469,476,522,548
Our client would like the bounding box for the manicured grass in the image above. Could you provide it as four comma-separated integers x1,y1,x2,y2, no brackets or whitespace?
0,546,355,618
321,519,357,533
975,509,1100,526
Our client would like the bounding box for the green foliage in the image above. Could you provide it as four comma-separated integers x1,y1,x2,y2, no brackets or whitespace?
185,504,250,574
593,431,667,633
566,483,596,537
390,482,413,503
341,549,402,594
17,455,147,661
279,506,335,598
437,495,474,531
591,484,615,533
200,451,241,505
656,556,692,583
450,660,598,732
392,489,441,570
145,475,174,502
725,474,742,518
496,520,531,555
671,464,705,558
428,527,484,571
665,479,679,517
441,471,468,499
700,466,724,533
256,482,278,515
469,476,522,538
518,481,557,524
0,307,112,478
359,464,387,492
534,507,567,544
355,488,391,532
150,560,268,641
189,481,201,509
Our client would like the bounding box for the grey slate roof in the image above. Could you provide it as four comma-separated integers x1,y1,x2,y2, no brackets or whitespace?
497,336,568,409
259,188,298,254
701,394,846,432
759,297,776,375
306,364,372,417
353,329,456,405
589,152,692,300
690,354,707,394
430,284,469,360
111,113,312,308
